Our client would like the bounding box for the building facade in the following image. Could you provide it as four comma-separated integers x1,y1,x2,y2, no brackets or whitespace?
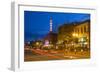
58,23,74,44
57,20,90,50
73,20,90,48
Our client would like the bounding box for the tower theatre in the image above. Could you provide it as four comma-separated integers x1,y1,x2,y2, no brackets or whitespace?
44,17,57,45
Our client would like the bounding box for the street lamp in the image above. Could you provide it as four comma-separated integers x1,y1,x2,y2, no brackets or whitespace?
72,33,78,37
36,42,39,45
72,33,76,36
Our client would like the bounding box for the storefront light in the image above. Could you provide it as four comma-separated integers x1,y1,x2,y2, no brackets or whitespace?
84,42,88,45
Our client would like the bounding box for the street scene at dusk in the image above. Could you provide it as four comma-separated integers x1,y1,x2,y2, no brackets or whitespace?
24,11,90,62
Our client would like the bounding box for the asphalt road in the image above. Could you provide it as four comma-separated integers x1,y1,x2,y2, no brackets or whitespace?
24,48,90,62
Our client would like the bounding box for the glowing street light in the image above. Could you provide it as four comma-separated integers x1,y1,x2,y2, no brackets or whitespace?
72,33,75,36
36,42,39,45
72,33,78,37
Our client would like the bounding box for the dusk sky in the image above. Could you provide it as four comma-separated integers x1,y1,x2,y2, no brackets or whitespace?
24,11,90,42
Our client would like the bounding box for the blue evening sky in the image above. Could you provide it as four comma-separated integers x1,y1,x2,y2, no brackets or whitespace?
24,11,90,42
